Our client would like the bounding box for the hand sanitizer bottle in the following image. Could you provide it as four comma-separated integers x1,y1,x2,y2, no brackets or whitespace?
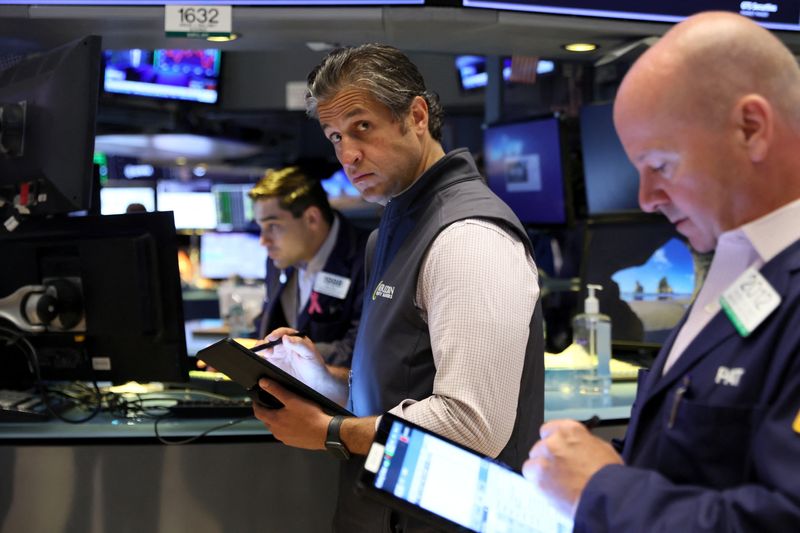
573,284,612,396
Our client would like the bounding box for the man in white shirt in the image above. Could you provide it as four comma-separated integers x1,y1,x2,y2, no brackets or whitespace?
524,11,800,532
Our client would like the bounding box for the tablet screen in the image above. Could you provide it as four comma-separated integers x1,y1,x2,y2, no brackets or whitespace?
362,415,572,533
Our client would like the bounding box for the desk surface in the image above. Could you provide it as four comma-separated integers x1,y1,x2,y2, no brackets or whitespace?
0,382,635,441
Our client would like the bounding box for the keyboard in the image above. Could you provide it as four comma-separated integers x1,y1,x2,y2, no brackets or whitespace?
167,398,254,419
0,389,70,422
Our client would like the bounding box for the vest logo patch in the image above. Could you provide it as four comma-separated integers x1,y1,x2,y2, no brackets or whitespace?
715,366,745,387
372,281,395,301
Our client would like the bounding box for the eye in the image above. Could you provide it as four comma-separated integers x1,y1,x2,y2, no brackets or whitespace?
356,121,370,132
648,162,671,178
328,132,342,144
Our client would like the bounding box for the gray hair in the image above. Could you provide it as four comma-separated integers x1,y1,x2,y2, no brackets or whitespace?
305,43,444,142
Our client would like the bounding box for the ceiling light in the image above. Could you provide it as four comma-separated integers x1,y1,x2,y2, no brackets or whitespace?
563,43,598,53
306,41,338,52
207,33,239,43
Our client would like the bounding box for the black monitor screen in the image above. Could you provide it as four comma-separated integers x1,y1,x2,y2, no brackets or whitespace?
0,35,101,218
579,102,641,215
103,48,221,104
0,212,189,386
484,116,568,225
581,218,696,345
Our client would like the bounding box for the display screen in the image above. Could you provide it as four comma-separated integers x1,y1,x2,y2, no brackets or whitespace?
484,117,568,225
455,55,554,91
579,102,640,215
368,417,572,533
156,181,218,230
200,232,267,280
322,169,360,198
212,183,256,232
100,186,157,215
462,1,800,31
104,49,221,104
581,219,695,344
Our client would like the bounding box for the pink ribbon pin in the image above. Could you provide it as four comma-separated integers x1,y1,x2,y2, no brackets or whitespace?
308,291,323,315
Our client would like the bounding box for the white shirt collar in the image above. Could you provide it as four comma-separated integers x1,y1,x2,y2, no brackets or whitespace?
740,197,800,263
301,214,340,277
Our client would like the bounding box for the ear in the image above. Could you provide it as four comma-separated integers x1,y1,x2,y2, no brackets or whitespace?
734,94,772,163
408,95,429,137
302,205,321,225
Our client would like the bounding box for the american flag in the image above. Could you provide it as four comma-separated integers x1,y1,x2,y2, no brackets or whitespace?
509,55,539,84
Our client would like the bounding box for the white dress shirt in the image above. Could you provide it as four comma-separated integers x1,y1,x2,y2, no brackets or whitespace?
386,219,539,458
663,198,800,373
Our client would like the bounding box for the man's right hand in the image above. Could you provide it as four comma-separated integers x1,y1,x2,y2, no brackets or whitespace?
257,327,331,391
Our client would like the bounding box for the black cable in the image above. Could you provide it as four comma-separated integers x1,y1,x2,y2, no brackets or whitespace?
153,416,249,445
0,325,103,423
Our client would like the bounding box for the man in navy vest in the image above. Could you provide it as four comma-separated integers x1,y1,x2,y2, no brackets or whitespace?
524,12,800,532
250,167,368,367
253,44,544,531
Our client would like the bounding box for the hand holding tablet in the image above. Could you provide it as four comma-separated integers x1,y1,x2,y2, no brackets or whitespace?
196,338,352,416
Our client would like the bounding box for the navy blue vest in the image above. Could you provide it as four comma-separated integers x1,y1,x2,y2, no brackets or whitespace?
349,148,544,470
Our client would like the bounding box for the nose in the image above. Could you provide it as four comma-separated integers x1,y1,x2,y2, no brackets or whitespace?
338,138,362,169
638,170,668,214
259,231,272,248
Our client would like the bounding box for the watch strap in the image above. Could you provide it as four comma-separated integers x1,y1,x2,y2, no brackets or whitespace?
325,415,350,459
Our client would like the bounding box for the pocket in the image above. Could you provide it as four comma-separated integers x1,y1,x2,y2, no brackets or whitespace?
657,397,757,488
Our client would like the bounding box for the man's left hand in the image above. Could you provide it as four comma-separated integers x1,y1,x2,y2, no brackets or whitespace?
522,419,624,518
253,378,332,450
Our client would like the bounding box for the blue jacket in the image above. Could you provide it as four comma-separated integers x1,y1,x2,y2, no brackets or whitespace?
575,238,800,532
257,213,368,367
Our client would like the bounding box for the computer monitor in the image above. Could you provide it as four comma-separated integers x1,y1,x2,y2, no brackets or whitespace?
455,55,555,91
212,183,255,232
100,185,157,215
579,102,641,215
156,180,218,230
580,217,697,345
103,48,221,104
484,116,571,226
322,169,360,199
0,35,101,218
0,212,189,387
200,231,267,280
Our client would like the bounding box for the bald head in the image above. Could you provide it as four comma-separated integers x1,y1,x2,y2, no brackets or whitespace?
613,12,800,252
618,12,800,130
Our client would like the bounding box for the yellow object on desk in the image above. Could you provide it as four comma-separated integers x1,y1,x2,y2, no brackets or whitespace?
545,343,642,381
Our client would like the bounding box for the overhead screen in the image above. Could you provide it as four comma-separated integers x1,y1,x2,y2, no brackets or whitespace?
104,49,222,104
4,1,423,4
579,102,641,216
484,116,569,226
462,1,800,31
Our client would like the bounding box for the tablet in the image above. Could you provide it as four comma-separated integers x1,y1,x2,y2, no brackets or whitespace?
196,338,352,416
358,413,573,533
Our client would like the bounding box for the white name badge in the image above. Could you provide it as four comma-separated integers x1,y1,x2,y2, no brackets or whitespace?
313,272,351,300
719,267,781,337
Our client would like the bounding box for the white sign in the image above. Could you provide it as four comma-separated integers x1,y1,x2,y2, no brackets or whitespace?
165,5,232,38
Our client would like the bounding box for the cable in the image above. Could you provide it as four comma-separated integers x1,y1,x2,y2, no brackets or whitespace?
0,325,103,423
153,416,250,445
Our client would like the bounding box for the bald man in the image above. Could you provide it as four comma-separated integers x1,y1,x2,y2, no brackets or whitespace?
523,12,800,532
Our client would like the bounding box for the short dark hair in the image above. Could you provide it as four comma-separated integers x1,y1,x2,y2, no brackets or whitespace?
248,166,334,224
305,43,444,142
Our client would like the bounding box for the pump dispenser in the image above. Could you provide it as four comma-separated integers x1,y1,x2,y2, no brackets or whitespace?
573,284,612,396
